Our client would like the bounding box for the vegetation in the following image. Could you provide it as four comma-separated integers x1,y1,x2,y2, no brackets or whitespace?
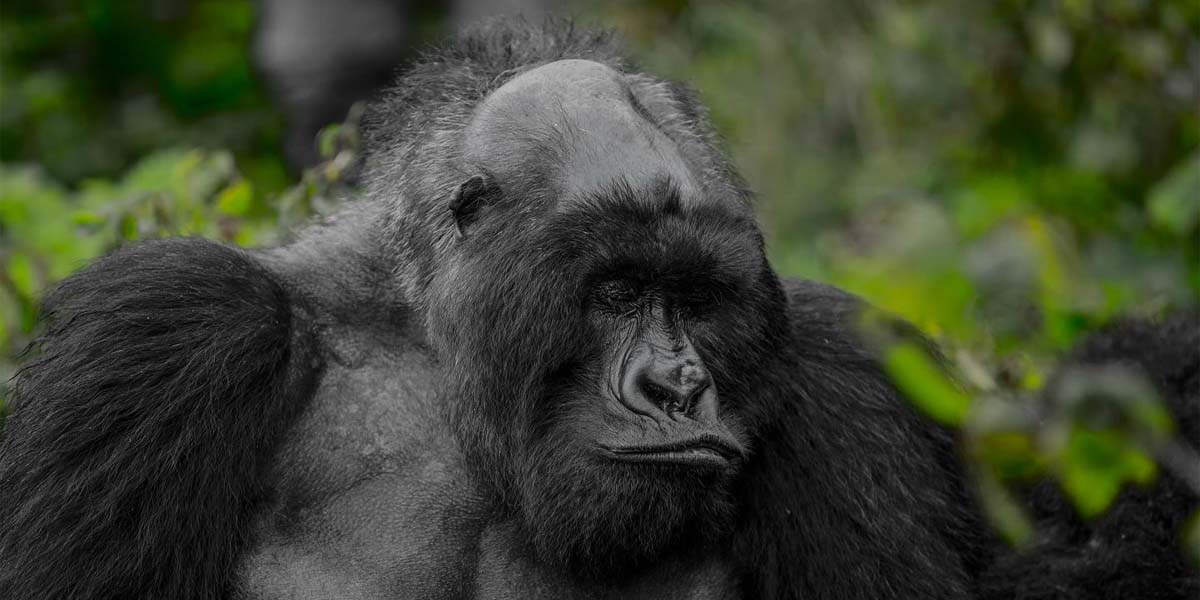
1,0,1196,559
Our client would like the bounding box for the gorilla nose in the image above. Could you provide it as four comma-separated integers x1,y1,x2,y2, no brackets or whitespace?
629,357,712,416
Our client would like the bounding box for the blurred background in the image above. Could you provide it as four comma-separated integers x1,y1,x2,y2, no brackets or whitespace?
0,0,1197,543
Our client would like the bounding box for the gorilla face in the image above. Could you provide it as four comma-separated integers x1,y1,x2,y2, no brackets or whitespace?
423,59,789,574
428,175,786,574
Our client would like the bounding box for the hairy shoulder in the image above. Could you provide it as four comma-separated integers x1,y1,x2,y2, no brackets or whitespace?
780,277,943,366
733,277,986,599
779,277,880,362
0,238,321,600
780,277,862,325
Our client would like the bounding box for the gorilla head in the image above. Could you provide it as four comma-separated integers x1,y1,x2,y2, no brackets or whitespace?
390,59,790,574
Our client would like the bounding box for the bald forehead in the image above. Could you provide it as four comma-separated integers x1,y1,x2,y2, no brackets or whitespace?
462,59,699,201
480,59,630,119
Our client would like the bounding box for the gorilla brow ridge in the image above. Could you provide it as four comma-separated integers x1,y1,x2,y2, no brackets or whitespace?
576,175,683,216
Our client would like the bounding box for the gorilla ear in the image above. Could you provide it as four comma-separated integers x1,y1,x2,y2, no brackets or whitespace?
449,174,500,237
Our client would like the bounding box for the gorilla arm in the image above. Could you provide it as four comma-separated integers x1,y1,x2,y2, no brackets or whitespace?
0,239,321,600
732,278,989,600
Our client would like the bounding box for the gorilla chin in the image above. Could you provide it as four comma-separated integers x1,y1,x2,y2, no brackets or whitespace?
517,423,741,577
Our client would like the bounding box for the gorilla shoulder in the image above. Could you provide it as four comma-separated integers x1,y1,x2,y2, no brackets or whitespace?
0,238,320,599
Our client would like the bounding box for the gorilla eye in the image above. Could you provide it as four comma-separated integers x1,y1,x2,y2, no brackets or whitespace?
592,279,640,313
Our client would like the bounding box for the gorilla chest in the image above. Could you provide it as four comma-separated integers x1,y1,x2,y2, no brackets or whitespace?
473,523,740,599
239,355,739,598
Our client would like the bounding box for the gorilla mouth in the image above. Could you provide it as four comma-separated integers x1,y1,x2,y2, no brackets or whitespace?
603,436,742,470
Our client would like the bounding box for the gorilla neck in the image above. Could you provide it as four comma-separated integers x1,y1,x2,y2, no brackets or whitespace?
262,203,428,348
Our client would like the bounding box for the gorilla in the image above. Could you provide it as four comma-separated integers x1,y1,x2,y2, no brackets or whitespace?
0,20,1194,600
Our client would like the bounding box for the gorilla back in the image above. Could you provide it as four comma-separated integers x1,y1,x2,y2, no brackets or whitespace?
0,21,994,599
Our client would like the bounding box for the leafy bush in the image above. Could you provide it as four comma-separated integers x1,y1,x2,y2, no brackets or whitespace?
0,117,360,404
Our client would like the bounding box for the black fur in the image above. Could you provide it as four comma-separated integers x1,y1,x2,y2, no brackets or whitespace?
980,314,1200,599
728,281,994,599
0,239,320,600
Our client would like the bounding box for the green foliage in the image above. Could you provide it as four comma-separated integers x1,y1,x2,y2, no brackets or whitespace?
1059,428,1156,517
0,114,360,406
1045,364,1174,517
1149,151,1200,235
883,340,972,426
869,327,1194,552
0,0,286,190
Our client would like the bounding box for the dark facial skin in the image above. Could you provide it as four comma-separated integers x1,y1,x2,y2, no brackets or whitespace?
597,292,747,471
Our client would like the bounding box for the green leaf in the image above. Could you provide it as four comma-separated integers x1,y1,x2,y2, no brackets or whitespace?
216,180,253,216
1148,152,1200,235
976,471,1034,547
974,431,1045,481
317,123,343,160
6,253,37,299
72,211,105,226
119,214,139,240
1058,428,1157,518
1060,458,1121,518
125,149,204,193
883,341,972,425
952,176,1025,238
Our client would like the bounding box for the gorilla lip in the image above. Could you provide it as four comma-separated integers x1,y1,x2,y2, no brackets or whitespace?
603,436,742,470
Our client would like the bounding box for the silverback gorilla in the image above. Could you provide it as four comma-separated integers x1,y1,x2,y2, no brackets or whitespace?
0,20,1196,600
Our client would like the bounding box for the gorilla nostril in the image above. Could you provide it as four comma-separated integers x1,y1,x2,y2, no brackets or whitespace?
640,379,678,411
637,368,711,415
621,345,715,417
